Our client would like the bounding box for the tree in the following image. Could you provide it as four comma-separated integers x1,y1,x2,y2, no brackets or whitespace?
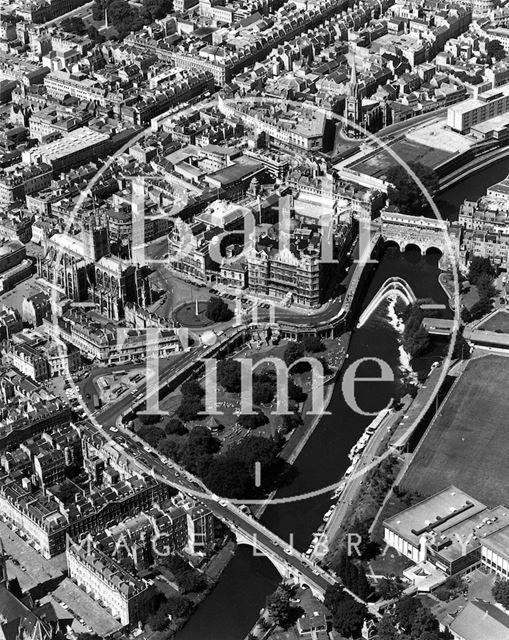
468,256,494,285
204,435,281,497
143,0,173,20
136,424,164,447
331,598,367,637
376,614,399,640
61,16,86,34
284,341,305,366
87,25,105,43
288,380,306,403
238,410,268,430
487,39,507,61
217,359,242,392
266,585,294,628
181,379,204,398
411,606,440,636
477,272,496,299
177,395,204,422
158,437,183,460
493,579,509,608
402,300,437,358
302,335,325,352
377,576,405,601
147,607,169,631
468,296,492,321
206,296,233,322
253,379,275,405
179,571,207,594
393,596,422,633
164,595,192,619
164,418,188,436
205,456,254,498
406,325,430,358
386,162,439,215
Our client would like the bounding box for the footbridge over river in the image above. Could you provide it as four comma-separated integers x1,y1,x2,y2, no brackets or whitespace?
357,277,416,328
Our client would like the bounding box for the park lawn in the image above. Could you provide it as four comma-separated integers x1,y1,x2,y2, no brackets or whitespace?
400,355,509,507
461,283,480,311
477,309,509,333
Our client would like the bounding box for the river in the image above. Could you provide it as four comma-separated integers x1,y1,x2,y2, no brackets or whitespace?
177,157,509,640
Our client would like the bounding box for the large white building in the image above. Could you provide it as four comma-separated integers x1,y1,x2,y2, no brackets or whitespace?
384,486,509,578
67,539,156,626
447,84,509,133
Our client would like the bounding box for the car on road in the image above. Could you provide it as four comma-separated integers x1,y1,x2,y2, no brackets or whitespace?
312,569,320,576
86,393,91,399
110,427,118,432
219,499,227,507
143,446,151,453
284,547,293,555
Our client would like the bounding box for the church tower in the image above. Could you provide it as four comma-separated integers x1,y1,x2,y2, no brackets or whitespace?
83,215,110,263
344,58,363,138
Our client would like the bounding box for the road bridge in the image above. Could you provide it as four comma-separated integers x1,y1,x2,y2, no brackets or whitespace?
91,327,371,604
357,277,416,328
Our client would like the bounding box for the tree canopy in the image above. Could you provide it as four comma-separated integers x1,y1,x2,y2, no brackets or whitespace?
468,256,494,285
206,296,234,322
487,39,507,61
386,162,439,215
324,584,367,638
493,579,509,608
266,585,302,629
217,359,242,392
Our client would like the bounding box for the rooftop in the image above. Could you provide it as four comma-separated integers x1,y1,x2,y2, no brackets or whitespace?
449,599,509,640
384,486,487,549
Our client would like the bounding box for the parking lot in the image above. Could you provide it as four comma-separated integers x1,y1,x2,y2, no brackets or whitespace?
0,520,66,592
52,578,122,636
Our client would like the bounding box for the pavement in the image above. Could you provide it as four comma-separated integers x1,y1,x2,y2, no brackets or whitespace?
0,520,65,593
42,0,94,26
87,332,343,601
51,578,122,636
0,275,43,310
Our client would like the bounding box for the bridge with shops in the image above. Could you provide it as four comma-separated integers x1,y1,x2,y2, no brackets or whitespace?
379,210,451,255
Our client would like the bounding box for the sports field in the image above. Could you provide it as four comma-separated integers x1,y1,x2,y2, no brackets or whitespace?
400,355,509,507
477,310,509,333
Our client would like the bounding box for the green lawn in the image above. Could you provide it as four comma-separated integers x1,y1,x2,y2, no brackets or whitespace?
477,310,509,333
400,355,509,507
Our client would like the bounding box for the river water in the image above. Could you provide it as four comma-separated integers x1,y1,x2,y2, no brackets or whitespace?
177,158,509,640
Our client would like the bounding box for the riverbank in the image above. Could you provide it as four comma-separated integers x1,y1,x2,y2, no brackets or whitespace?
253,332,351,521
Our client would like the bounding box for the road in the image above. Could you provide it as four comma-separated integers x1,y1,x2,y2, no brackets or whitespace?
314,411,392,560
89,360,341,600
42,0,94,26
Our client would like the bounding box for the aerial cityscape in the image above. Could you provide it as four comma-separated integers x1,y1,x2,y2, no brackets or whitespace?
1,0,509,637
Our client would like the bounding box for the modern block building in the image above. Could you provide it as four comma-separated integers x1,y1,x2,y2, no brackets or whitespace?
384,486,509,578
447,84,509,133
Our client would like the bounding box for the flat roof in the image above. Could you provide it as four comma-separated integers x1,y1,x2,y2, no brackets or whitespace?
384,486,486,548
482,523,509,559
435,505,509,564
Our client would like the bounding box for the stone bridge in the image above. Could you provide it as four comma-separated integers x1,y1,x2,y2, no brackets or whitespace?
379,210,451,255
